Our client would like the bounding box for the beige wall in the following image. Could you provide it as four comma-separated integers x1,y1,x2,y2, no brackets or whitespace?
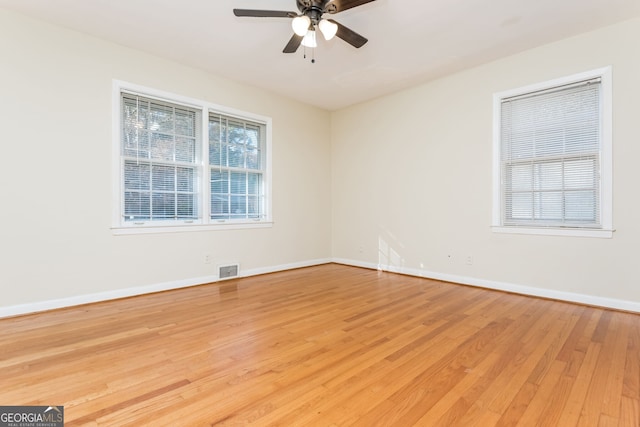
2,7,639,314
0,9,332,310
331,18,640,307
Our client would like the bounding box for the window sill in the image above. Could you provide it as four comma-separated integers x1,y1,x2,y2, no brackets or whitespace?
111,220,274,235
491,225,614,239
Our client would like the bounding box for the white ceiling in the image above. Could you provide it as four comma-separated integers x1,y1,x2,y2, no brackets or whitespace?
2,0,640,110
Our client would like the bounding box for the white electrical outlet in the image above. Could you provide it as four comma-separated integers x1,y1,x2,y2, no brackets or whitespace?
466,256,473,265
204,253,213,264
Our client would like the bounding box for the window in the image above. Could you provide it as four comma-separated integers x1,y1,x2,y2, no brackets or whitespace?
492,68,612,238
113,81,271,234
209,114,264,221
121,95,201,223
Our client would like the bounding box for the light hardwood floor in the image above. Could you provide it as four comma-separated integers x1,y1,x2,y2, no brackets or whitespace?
1,263,639,426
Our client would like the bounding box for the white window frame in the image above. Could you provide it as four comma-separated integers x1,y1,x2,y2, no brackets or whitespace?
111,80,272,235
492,67,613,238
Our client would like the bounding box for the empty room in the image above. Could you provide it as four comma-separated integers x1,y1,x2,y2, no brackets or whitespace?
1,0,640,425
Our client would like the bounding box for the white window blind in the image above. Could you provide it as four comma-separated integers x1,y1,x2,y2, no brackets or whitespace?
500,78,602,229
121,93,201,222
209,113,266,220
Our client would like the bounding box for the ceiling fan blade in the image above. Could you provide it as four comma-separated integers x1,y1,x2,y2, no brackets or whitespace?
233,9,297,18
283,34,303,53
325,0,376,13
329,20,368,48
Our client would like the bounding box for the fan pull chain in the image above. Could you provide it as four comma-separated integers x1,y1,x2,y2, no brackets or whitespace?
303,46,316,64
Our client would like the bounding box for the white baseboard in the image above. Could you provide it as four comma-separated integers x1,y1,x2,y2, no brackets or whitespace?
239,258,332,278
0,258,332,319
4,257,636,318
332,258,640,313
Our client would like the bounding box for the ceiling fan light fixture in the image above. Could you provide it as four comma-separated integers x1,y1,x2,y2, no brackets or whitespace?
301,29,317,48
318,19,338,40
291,15,311,36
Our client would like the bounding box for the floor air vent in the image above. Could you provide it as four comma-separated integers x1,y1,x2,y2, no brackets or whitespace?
218,264,239,280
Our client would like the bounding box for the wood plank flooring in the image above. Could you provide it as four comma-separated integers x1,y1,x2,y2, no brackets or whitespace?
1,263,639,426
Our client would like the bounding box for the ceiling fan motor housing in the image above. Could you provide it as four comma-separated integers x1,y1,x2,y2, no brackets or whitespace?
297,0,337,23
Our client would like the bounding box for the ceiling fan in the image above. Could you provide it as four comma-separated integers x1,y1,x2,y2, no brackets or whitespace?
233,0,375,54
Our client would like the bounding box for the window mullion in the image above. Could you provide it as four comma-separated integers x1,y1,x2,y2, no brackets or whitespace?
202,107,210,224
